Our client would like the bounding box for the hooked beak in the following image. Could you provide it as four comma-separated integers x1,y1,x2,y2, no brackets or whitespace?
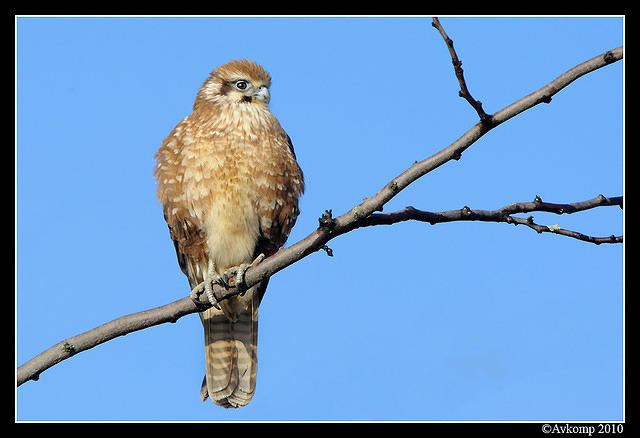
252,85,270,104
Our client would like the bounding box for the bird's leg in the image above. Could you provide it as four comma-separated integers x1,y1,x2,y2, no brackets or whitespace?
223,253,266,295
189,259,225,310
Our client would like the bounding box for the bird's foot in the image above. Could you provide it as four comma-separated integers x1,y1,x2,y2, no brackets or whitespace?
189,259,226,310
222,253,265,295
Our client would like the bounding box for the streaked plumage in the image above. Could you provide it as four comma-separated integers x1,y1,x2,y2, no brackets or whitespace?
154,59,304,407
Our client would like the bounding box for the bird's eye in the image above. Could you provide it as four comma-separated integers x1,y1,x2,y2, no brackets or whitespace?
234,80,250,90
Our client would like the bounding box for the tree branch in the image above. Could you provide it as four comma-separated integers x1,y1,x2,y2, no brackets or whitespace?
431,17,491,123
17,23,623,387
17,297,200,386
362,194,623,245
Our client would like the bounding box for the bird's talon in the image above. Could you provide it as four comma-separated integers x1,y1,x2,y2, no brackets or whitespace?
202,260,225,310
189,284,202,301
235,263,250,295
235,254,264,295
222,263,249,292
203,280,222,310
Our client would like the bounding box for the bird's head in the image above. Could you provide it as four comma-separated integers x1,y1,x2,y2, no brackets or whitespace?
194,59,272,109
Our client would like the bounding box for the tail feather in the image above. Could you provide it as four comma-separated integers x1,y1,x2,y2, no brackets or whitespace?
202,283,261,408
203,308,240,404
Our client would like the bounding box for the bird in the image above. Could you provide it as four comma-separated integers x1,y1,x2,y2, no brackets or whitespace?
153,59,304,408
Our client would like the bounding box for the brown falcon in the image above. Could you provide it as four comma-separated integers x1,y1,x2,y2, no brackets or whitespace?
154,59,304,408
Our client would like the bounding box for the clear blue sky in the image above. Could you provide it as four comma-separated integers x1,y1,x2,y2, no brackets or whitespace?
16,16,624,421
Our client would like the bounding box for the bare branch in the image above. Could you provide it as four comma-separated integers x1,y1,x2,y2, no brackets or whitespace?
362,194,623,245
17,32,623,387
17,297,200,386
432,17,492,123
504,216,622,245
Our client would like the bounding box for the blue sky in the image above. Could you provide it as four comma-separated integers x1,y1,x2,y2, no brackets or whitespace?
16,16,624,421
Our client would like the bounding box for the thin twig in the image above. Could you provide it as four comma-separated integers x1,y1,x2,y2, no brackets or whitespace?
432,17,492,123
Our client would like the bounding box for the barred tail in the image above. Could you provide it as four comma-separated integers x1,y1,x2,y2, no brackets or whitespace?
202,288,259,408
